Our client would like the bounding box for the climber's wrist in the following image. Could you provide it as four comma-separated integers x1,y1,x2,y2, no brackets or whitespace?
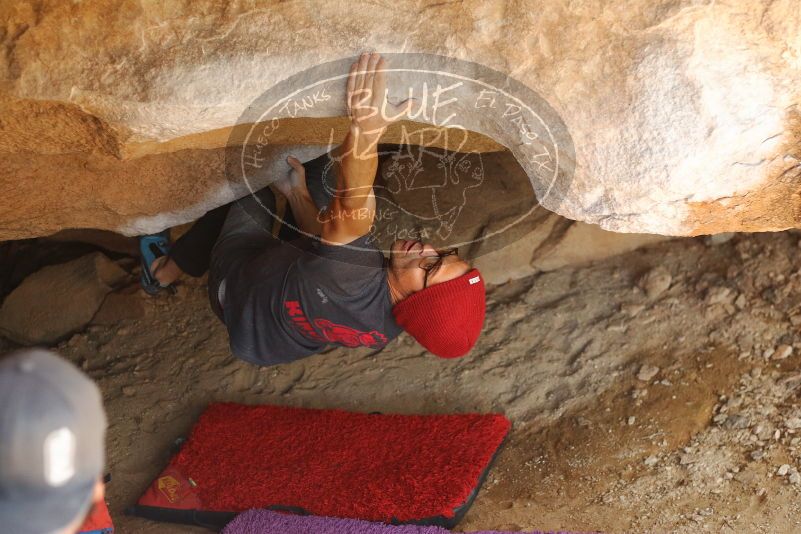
349,121,386,142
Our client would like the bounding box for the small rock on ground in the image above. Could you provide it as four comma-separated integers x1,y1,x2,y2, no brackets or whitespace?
639,266,672,300
637,364,660,382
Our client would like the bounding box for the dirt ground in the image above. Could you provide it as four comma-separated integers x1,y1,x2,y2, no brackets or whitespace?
7,230,801,533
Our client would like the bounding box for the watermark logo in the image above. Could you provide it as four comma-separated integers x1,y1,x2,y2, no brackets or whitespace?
225,53,574,259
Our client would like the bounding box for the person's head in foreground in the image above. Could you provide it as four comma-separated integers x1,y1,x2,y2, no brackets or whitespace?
386,239,485,359
0,349,107,534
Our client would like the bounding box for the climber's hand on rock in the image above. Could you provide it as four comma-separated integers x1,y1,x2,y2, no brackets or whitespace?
347,52,412,139
274,155,308,198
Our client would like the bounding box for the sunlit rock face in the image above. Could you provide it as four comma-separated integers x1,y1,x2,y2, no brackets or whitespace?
0,0,799,241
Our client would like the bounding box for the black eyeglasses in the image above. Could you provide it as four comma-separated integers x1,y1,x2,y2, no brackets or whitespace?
421,248,458,289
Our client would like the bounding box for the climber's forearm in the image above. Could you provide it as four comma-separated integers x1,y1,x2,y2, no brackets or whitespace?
318,125,380,244
332,124,382,211
284,189,323,236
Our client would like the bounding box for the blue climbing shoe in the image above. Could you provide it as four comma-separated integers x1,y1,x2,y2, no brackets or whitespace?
138,231,173,295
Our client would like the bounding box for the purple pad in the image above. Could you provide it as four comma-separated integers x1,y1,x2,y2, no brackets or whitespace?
222,509,585,534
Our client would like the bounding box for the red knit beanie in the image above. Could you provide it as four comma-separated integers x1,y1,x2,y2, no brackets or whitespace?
392,268,486,358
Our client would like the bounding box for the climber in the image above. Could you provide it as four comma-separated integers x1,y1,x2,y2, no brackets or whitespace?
0,349,110,534
138,52,486,365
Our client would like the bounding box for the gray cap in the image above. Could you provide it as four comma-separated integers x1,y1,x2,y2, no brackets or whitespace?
0,349,107,534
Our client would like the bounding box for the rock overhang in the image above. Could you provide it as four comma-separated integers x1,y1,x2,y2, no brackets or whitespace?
0,0,799,240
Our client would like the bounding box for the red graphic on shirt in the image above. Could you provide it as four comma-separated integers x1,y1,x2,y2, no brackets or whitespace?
284,301,326,343
283,300,387,349
314,319,388,348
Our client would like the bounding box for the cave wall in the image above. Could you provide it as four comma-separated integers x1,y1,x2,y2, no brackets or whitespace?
1,0,800,240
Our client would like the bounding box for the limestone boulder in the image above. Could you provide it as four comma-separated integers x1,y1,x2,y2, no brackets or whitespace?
473,214,668,285
0,252,130,345
0,0,799,239
91,288,145,326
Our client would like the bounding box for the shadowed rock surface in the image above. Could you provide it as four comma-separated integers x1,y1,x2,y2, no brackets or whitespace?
0,252,130,344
